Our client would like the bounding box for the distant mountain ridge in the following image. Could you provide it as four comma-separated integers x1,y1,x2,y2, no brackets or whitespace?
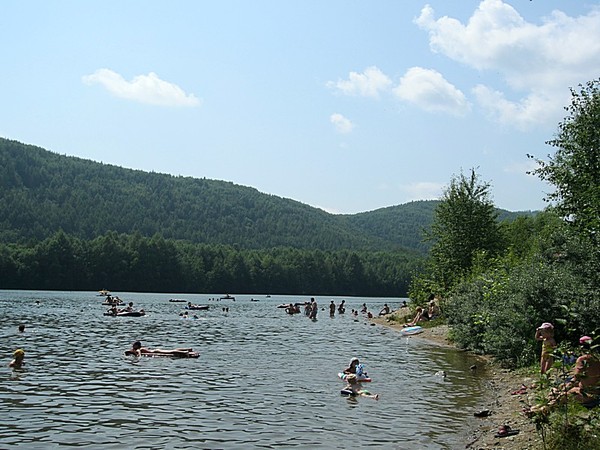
0,138,535,254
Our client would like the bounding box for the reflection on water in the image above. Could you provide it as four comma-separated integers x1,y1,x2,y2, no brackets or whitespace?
1,291,486,449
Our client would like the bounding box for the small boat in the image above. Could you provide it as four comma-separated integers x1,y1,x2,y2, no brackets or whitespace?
220,294,235,300
185,305,209,311
169,299,187,303
104,310,146,317
97,290,111,297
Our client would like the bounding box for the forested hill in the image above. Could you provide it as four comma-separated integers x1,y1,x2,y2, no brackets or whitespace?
0,138,532,253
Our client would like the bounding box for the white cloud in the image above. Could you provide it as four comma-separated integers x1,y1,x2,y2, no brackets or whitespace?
415,0,600,127
400,181,444,201
503,159,539,175
327,66,392,98
330,113,354,133
82,69,200,107
393,67,470,116
472,84,562,129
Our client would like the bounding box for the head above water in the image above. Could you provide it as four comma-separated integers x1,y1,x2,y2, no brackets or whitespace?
13,349,25,358
346,374,358,383
132,341,142,349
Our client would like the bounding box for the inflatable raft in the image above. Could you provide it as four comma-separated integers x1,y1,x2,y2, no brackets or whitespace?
400,325,424,336
338,372,372,383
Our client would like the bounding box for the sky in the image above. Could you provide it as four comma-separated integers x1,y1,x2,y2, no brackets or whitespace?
2,0,600,214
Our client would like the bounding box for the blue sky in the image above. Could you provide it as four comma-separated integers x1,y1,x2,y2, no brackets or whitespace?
2,0,600,214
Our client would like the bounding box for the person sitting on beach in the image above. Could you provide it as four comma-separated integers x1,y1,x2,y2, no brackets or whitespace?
405,307,427,327
567,336,600,403
124,341,195,357
530,336,600,415
428,300,440,320
343,374,379,400
9,349,25,369
379,304,390,316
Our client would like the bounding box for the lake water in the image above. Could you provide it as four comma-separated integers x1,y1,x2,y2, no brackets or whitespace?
1,291,487,449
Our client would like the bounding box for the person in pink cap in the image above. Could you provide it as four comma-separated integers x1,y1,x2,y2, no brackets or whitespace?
535,322,557,374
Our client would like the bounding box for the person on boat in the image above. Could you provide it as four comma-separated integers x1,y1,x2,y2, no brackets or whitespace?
118,302,134,313
379,304,390,316
107,305,118,316
343,374,379,400
329,301,336,316
124,341,195,357
9,349,25,369
338,300,346,314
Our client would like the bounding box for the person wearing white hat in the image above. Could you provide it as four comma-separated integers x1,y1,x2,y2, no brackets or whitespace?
535,322,556,374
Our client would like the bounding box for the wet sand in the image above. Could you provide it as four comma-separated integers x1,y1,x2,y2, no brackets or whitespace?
371,317,543,449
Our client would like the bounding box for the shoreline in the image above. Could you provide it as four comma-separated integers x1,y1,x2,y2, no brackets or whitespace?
371,316,543,449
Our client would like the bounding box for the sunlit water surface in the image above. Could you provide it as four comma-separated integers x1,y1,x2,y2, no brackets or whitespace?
1,291,487,449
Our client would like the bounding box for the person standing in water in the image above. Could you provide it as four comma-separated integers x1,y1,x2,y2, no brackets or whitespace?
309,298,318,319
329,301,336,317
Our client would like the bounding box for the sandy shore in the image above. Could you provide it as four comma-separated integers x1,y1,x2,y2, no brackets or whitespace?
371,317,543,450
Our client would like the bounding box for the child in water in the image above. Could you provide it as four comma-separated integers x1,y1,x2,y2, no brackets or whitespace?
535,322,557,374
343,374,379,400
9,349,25,369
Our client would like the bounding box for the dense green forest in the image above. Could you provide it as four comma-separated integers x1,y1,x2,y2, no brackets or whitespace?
0,138,530,253
0,137,533,296
0,230,420,296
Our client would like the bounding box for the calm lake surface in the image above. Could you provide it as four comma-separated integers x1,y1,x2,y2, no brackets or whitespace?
1,291,487,449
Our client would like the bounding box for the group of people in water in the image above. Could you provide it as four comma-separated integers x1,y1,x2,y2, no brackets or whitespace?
282,298,401,321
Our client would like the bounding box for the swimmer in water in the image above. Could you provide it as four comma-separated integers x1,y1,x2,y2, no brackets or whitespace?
9,349,25,369
343,374,379,400
125,341,195,357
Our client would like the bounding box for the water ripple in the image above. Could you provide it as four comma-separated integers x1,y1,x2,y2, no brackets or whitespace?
1,291,487,449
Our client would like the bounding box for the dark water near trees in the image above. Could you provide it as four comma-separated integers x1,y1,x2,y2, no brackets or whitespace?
1,291,487,449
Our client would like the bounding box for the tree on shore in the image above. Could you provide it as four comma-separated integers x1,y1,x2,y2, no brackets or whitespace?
411,168,503,298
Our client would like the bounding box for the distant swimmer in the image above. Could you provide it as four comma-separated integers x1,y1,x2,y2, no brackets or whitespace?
125,341,197,358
